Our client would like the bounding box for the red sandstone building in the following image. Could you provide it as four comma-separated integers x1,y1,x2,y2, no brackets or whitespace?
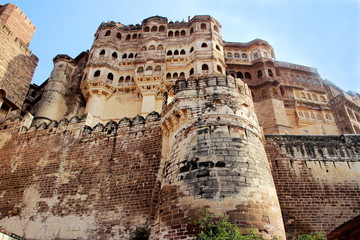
0,3,359,240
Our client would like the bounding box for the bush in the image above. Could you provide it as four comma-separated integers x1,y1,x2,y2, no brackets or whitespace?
130,227,150,240
288,231,326,240
194,210,262,240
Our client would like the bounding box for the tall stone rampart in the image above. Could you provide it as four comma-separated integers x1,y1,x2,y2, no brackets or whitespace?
0,112,162,239
0,9,38,110
265,135,360,234
154,75,285,239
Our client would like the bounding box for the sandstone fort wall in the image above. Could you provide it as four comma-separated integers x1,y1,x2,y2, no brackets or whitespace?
266,135,360,234
0,113,162,239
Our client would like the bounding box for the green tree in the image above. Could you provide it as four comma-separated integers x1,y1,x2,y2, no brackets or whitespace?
194,211,262,240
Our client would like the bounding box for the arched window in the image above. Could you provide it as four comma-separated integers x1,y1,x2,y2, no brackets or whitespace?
307,93,312,100
257,70,263,78
141,46,147,51
175,31,180,37
320,96,326,102
116,33,122,39
268,69,273,77
166,73,171,79
168,31,173,37
200,23,207,29
107,73,114,80
179,72,185,78
317,113,322,120
202,64,209,71
201,43,207,48
216,45,220,51
119,76,124,82
104,30,111,36
181,30,186,36
190,27,194,34
261,89,267,98
167,50,172,56
272,88,278,96
227,52,232,58
122,53,127,59
126,34,131,40
112,52,118,59
149,45,155,50
157,44,164,50
137,67,144,73
151,26,157,32
253,52,259,59
128,53,134,58
189,68,194,76
132,34,137,39
311,112,316,119
155,65,161,71
100,49,105,56
180,49,186,55
159,25,165,32
144,26,150,32
234,53,240,58
217,65,222,73
301,92,306,99
125,76,131,82
146,66,153,71
230,73,235,78
245,72,252,79
173,72,178,79
236,72,244,79
190,47,194,53
214,25,219,32
138,33,141,39
94,70,101,77
174,50,179,55
242,53,248,60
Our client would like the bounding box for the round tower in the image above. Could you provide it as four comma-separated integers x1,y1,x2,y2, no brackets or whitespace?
154,75,285,239
33,55,76,125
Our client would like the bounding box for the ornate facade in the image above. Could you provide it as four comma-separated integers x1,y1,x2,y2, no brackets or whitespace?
0,5,359,240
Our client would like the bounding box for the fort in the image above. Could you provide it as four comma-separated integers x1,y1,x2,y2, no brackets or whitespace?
0,3,359,240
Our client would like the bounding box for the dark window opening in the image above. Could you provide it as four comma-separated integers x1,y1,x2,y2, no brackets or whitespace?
107,73,114,80
94,70,101,77
236,72,244,79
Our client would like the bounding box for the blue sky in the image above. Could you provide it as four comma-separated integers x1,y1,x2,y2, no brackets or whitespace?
7,0,360,92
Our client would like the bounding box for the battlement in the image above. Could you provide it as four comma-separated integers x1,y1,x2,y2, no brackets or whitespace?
0,3,35,45
0,112,161,135
266,134,360,161
0,21,37,59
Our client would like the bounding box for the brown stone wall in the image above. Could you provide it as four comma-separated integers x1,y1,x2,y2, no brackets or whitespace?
0,4,35,45
0,20,38,108
154,77,285,240
265,135,360,234
254,98,291,134
0,114,162,239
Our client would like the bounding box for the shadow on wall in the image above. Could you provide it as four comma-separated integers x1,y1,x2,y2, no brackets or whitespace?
1,54,37,109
